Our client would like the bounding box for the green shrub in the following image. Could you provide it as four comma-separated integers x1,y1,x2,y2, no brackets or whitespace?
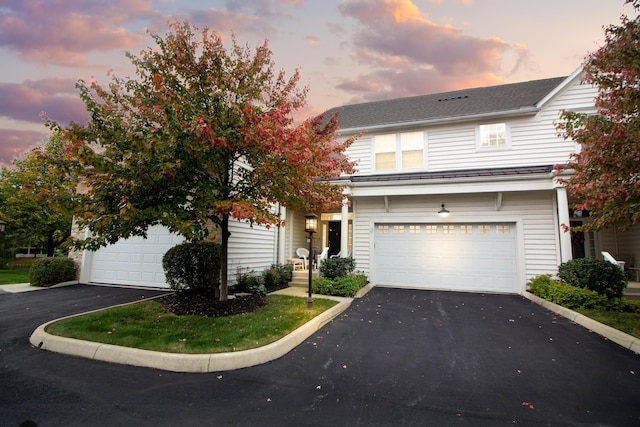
312,277,334,295
162,241,221,295
528,274,607,309
319,257,355,279
235,270,266,296
558,258,627,299
29,257,77,287
313,274,368,297
271,263,293,283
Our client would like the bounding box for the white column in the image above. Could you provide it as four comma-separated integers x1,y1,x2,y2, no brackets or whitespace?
278,205,286,265
556,186,573,263
341,198,349,257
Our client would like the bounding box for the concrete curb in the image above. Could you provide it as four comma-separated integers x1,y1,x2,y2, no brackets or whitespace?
522,291,640,355
29,296,352,373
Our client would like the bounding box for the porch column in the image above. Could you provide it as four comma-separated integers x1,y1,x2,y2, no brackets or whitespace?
340,198,349,257
278,205,286,265
556,186,573,263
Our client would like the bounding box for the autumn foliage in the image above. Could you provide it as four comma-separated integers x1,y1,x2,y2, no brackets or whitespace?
50,21,358,299
557,0,640,230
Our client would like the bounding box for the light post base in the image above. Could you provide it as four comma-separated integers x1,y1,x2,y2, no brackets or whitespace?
307,296,314,310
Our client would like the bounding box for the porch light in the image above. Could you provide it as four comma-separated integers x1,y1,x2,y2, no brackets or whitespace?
304,213,318,234
304,213,318,310
438,203,450,217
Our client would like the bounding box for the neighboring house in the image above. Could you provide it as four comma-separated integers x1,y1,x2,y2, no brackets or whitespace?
76,66,640,292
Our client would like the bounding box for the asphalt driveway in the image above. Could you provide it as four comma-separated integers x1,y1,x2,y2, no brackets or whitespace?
1,285,639,426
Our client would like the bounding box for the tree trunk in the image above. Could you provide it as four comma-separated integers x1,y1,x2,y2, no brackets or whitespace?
219,213,230,301
46,232,55,257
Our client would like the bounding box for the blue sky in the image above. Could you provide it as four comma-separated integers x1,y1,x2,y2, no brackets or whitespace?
0,0,635,165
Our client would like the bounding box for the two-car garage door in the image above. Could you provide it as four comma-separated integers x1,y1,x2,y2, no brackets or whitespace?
89,225,185,288
374,223,517,293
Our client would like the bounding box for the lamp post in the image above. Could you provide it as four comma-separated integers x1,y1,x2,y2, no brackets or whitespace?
304,213,318,310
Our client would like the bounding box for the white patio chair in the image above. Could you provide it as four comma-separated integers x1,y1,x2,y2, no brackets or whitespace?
296,247,310,270
316,247,330,269
330,249,351,259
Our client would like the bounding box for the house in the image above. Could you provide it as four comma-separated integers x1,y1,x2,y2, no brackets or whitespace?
75,66,640,293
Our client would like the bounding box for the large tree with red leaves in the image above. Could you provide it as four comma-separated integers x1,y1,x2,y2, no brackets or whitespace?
52,22,357,300
557,0,640,231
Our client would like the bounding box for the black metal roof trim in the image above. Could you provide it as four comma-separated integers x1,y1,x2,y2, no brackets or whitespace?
349,165,555,183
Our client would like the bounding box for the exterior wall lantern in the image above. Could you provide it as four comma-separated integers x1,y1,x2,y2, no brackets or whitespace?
304,213,318,310
437,203,450,217
0,220,5,233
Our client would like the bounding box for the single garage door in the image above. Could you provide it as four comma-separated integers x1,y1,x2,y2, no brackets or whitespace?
374,223,516,293
89,225,185,288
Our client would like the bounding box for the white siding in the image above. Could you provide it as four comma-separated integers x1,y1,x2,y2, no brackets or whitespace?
342,77,598,176
227,220,277,284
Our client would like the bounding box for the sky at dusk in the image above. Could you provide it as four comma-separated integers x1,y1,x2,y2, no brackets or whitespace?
0,0,635,165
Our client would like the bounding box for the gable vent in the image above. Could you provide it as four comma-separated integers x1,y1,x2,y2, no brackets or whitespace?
438,95,469,102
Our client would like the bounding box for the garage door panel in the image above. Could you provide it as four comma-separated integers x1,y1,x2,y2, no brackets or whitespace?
90,225,184,288
374,223,516,293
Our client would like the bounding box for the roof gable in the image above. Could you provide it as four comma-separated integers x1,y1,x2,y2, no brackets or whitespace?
328,77,567,131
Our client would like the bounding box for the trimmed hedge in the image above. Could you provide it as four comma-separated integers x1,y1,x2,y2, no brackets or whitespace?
312,274,368,297
528,274,640,312
235,263,292,295
29,257,77,287
162,242,221,295
557,258,627,299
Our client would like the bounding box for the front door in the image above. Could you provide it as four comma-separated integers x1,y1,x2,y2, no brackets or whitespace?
328,221,341,257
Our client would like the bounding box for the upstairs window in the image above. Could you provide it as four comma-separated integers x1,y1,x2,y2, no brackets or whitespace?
478,123,509,148
374,131,425,171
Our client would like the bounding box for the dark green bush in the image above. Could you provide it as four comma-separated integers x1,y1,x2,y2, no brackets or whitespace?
235,271,266,296
558,258,627,299
313,274,368,297
29,257,77,287
319,257,355,280
162,241,221,295
529,274,608,309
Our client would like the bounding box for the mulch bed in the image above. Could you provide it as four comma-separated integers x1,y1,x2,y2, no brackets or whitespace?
157,282,290,318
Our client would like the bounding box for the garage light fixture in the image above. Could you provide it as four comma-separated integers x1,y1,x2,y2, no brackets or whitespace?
437,203,450,217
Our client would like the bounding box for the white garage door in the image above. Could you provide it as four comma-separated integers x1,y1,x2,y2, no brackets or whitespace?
374,223,516,293
89,225,185,288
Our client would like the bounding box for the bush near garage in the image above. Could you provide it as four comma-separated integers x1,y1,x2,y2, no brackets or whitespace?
312,274,368,297
29,257,77,287
319,256,355,280
557,258,627,299
162,242,221,296
528,274,640,312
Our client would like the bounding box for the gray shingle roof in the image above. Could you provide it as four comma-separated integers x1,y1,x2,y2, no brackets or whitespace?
327,77,567,130
349,164,555,183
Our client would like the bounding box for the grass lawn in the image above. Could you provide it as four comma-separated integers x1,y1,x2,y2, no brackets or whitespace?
0,269,30,285
575,308,640,339
45,294,338,354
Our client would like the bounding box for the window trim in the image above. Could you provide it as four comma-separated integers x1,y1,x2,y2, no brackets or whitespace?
373,131,427,172
476,122,511,151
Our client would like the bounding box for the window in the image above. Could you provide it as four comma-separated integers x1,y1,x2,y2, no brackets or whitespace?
478,225,491,234
409,225,421,234
443,225,455,234
374,134,396,170
478,123,509,148
496,225,510,234
460,225,473,234
425,225,437,234
378,225,389,234
374,131,425,171
393,225,405,234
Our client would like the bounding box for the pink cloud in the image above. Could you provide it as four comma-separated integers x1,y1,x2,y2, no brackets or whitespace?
340,0,512,75
0,129,48,166
0,0,155,67
337,67,502,104
0,78,89,125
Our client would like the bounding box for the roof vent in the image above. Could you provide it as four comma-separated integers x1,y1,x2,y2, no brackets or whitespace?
438,95,469,102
